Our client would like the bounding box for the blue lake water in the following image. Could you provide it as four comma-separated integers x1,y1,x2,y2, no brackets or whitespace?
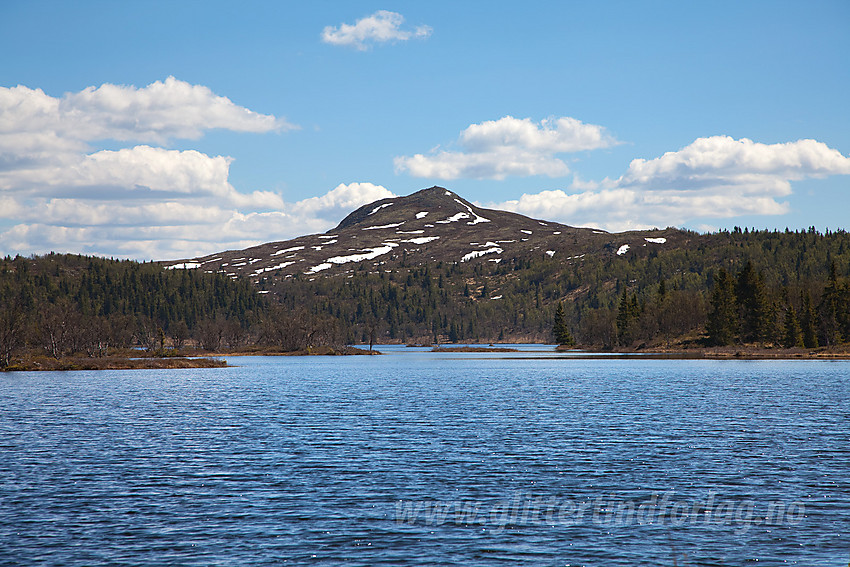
1,347,848,566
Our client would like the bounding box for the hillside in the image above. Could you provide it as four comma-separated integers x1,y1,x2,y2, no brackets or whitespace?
164,186,687,282
3,188,849,367
164,186,850,347
0,254,265,366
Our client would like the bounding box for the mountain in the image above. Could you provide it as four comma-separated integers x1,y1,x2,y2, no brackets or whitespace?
2,188,849,358
164,186,688,282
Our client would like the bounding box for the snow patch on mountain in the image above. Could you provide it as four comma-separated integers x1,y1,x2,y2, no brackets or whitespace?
369,203,393,215
363,222,404,230
436,212,470,224
326,243,399,265
461,247,502,262
401,236,440,245
273,246,305,256
454,199,490,225
166,262,201,270
305,263,333,274
255,261,296,274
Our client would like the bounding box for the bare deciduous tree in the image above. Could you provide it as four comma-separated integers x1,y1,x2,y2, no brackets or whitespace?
0,298,25,368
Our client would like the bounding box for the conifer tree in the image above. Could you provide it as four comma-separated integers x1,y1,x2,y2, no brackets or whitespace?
736,261,771,342
707,268,737,345
801,290,818,348
818,262,842,346
781,306,803,348
616,289,638,345
553,302,575,346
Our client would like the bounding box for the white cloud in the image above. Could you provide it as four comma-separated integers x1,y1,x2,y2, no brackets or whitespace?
395,116,618,180
493,136,850,231
321,10,432,50
0,77,371,259
459,116,617,154
291,182,396,219
617,136,850,191
0,143,285,210
0,77,291,150
0,182,395,260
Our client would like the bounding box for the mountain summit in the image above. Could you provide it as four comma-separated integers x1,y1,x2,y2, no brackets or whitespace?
164,186,684,282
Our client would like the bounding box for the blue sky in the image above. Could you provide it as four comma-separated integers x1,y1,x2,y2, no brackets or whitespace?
1,1,849,259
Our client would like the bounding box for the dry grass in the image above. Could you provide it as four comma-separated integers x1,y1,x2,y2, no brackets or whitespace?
4,355,227,371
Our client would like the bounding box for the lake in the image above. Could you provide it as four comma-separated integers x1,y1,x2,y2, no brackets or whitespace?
1,346,848,566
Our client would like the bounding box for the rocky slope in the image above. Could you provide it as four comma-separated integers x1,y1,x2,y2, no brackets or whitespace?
163,186,688,283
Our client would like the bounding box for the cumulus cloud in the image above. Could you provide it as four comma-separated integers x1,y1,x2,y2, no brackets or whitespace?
617,136,850,191
395,116,619,180
291,182,396,219
0,78,380,259
0,77,290,149
0,181,395,260
493,136,850,231
322,10,432,50
0,145,285,211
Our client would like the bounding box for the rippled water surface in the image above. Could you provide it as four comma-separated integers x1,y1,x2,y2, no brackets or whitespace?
1,348,848,566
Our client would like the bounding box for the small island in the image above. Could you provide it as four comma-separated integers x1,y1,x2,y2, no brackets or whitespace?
4,354,228,372
431,345,519,353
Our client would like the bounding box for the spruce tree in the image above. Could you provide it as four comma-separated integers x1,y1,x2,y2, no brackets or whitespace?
616,289,634,345
781,306,803,348
736,261,770,342
801,290,818,348
553,302,575,346
707,268,737,345
818,262,842,346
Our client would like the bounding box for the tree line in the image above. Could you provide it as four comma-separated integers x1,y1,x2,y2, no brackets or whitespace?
0,254,337,367
704,261,850,348
260,227,850,348
2,227,849,366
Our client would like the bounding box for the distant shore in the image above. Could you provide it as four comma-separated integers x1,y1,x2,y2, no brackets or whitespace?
208,345,380,357
1,345,381,372
5,343,848,372
431,346,520,353
558,344,850,360
3,356,228,372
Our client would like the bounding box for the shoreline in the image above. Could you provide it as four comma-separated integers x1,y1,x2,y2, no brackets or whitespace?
2,345,379,371
557,345,850,360
5,344,849,372
3,356,228,372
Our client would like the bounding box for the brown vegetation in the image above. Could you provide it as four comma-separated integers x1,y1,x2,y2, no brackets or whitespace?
4,355,227,372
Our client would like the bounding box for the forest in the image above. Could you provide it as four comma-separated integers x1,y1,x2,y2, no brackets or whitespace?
1,227,850,367
269,226,850,350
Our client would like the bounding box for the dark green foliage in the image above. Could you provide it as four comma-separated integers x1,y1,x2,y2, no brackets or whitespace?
817,262,850,346
2,227,850,360
707,268,737,346
616,289,640,346
801,291,818,348
782,306,804,348
254,227,850,348
0,253,266,359
736,261,772,342
553,302,575,346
